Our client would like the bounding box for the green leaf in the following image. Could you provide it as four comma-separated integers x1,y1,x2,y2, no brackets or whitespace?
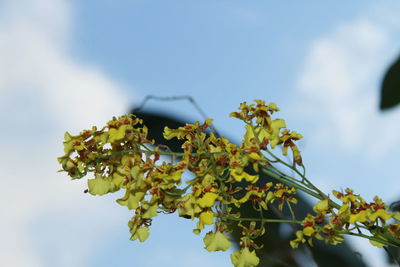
380,55,400,110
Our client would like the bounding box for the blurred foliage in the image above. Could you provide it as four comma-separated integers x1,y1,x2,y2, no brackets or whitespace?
381,52,400,265
387,200,400,265
380,54,400,110
130,108,366,267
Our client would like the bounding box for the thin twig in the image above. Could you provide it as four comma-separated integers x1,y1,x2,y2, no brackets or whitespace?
133,95,220,137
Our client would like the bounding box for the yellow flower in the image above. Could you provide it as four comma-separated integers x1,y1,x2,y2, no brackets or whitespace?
230,248,260,267
116,190,145,210
130,227,150,242
243,119,287,150
163,126,180,140
62,132,75,154
369,209,392,222
177,194,201,219
267,102,279,112
203,231,231,252
322,225,344,245
369,238,386,248
108,125,128,143
58,157,82,178
163,122,201,140
267,184,297,210
197,192,219,208
267,119,285,148
338,202,349,216
313,199,330,214
393,212,400,222
249,152,263,161
244,125,270,144
231,169,258,183
349,210,369,224
333,189,359,203
303,226,316,237
112,172,124,188
87,176,114,196
238,190,265,204
164,169,184,183
388,224,400,238
290,230,305,248
142,203,158,219
197,211,214,230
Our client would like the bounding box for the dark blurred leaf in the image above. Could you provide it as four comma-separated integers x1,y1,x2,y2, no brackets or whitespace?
386,246,400,265
385,199,400,265
131,109,366,267
132,110,186,153
390,200,400,212
380,54,400,110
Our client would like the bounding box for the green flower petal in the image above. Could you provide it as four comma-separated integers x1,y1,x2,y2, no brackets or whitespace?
203,231,231,252
116,190,145,209
131,227,150,242
230,248,260,267
108,125,128,143
142,203,158,219
88,177,112,196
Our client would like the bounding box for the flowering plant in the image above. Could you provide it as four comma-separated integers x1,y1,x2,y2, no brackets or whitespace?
58,100,400,267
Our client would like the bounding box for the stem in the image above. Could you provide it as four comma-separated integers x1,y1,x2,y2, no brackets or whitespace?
286,200,296,220
264,148,305,179
210,155,229,199
370,228,400,246
221,216,302,224
269,164,302,183
335,230,394,247
265,147,329,200
133,95,220,136
247,124,331,204
98,149,226,160
182,177,200,192
300,164,306,177
261,167,323,201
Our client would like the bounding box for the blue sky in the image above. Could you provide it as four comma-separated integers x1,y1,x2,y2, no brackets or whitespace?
1,1,400,266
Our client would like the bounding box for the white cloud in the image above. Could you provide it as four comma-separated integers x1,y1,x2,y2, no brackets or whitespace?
296,18,400,157
294,12,400,267
0,0,131,266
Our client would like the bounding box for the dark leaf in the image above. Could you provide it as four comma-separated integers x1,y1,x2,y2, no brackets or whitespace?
385,199,400,265
380,54,400,110
131,110,187,153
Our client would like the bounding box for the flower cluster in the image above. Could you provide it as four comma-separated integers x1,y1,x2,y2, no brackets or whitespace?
291,190,400,249
232,99,303,165
58,100,400,267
